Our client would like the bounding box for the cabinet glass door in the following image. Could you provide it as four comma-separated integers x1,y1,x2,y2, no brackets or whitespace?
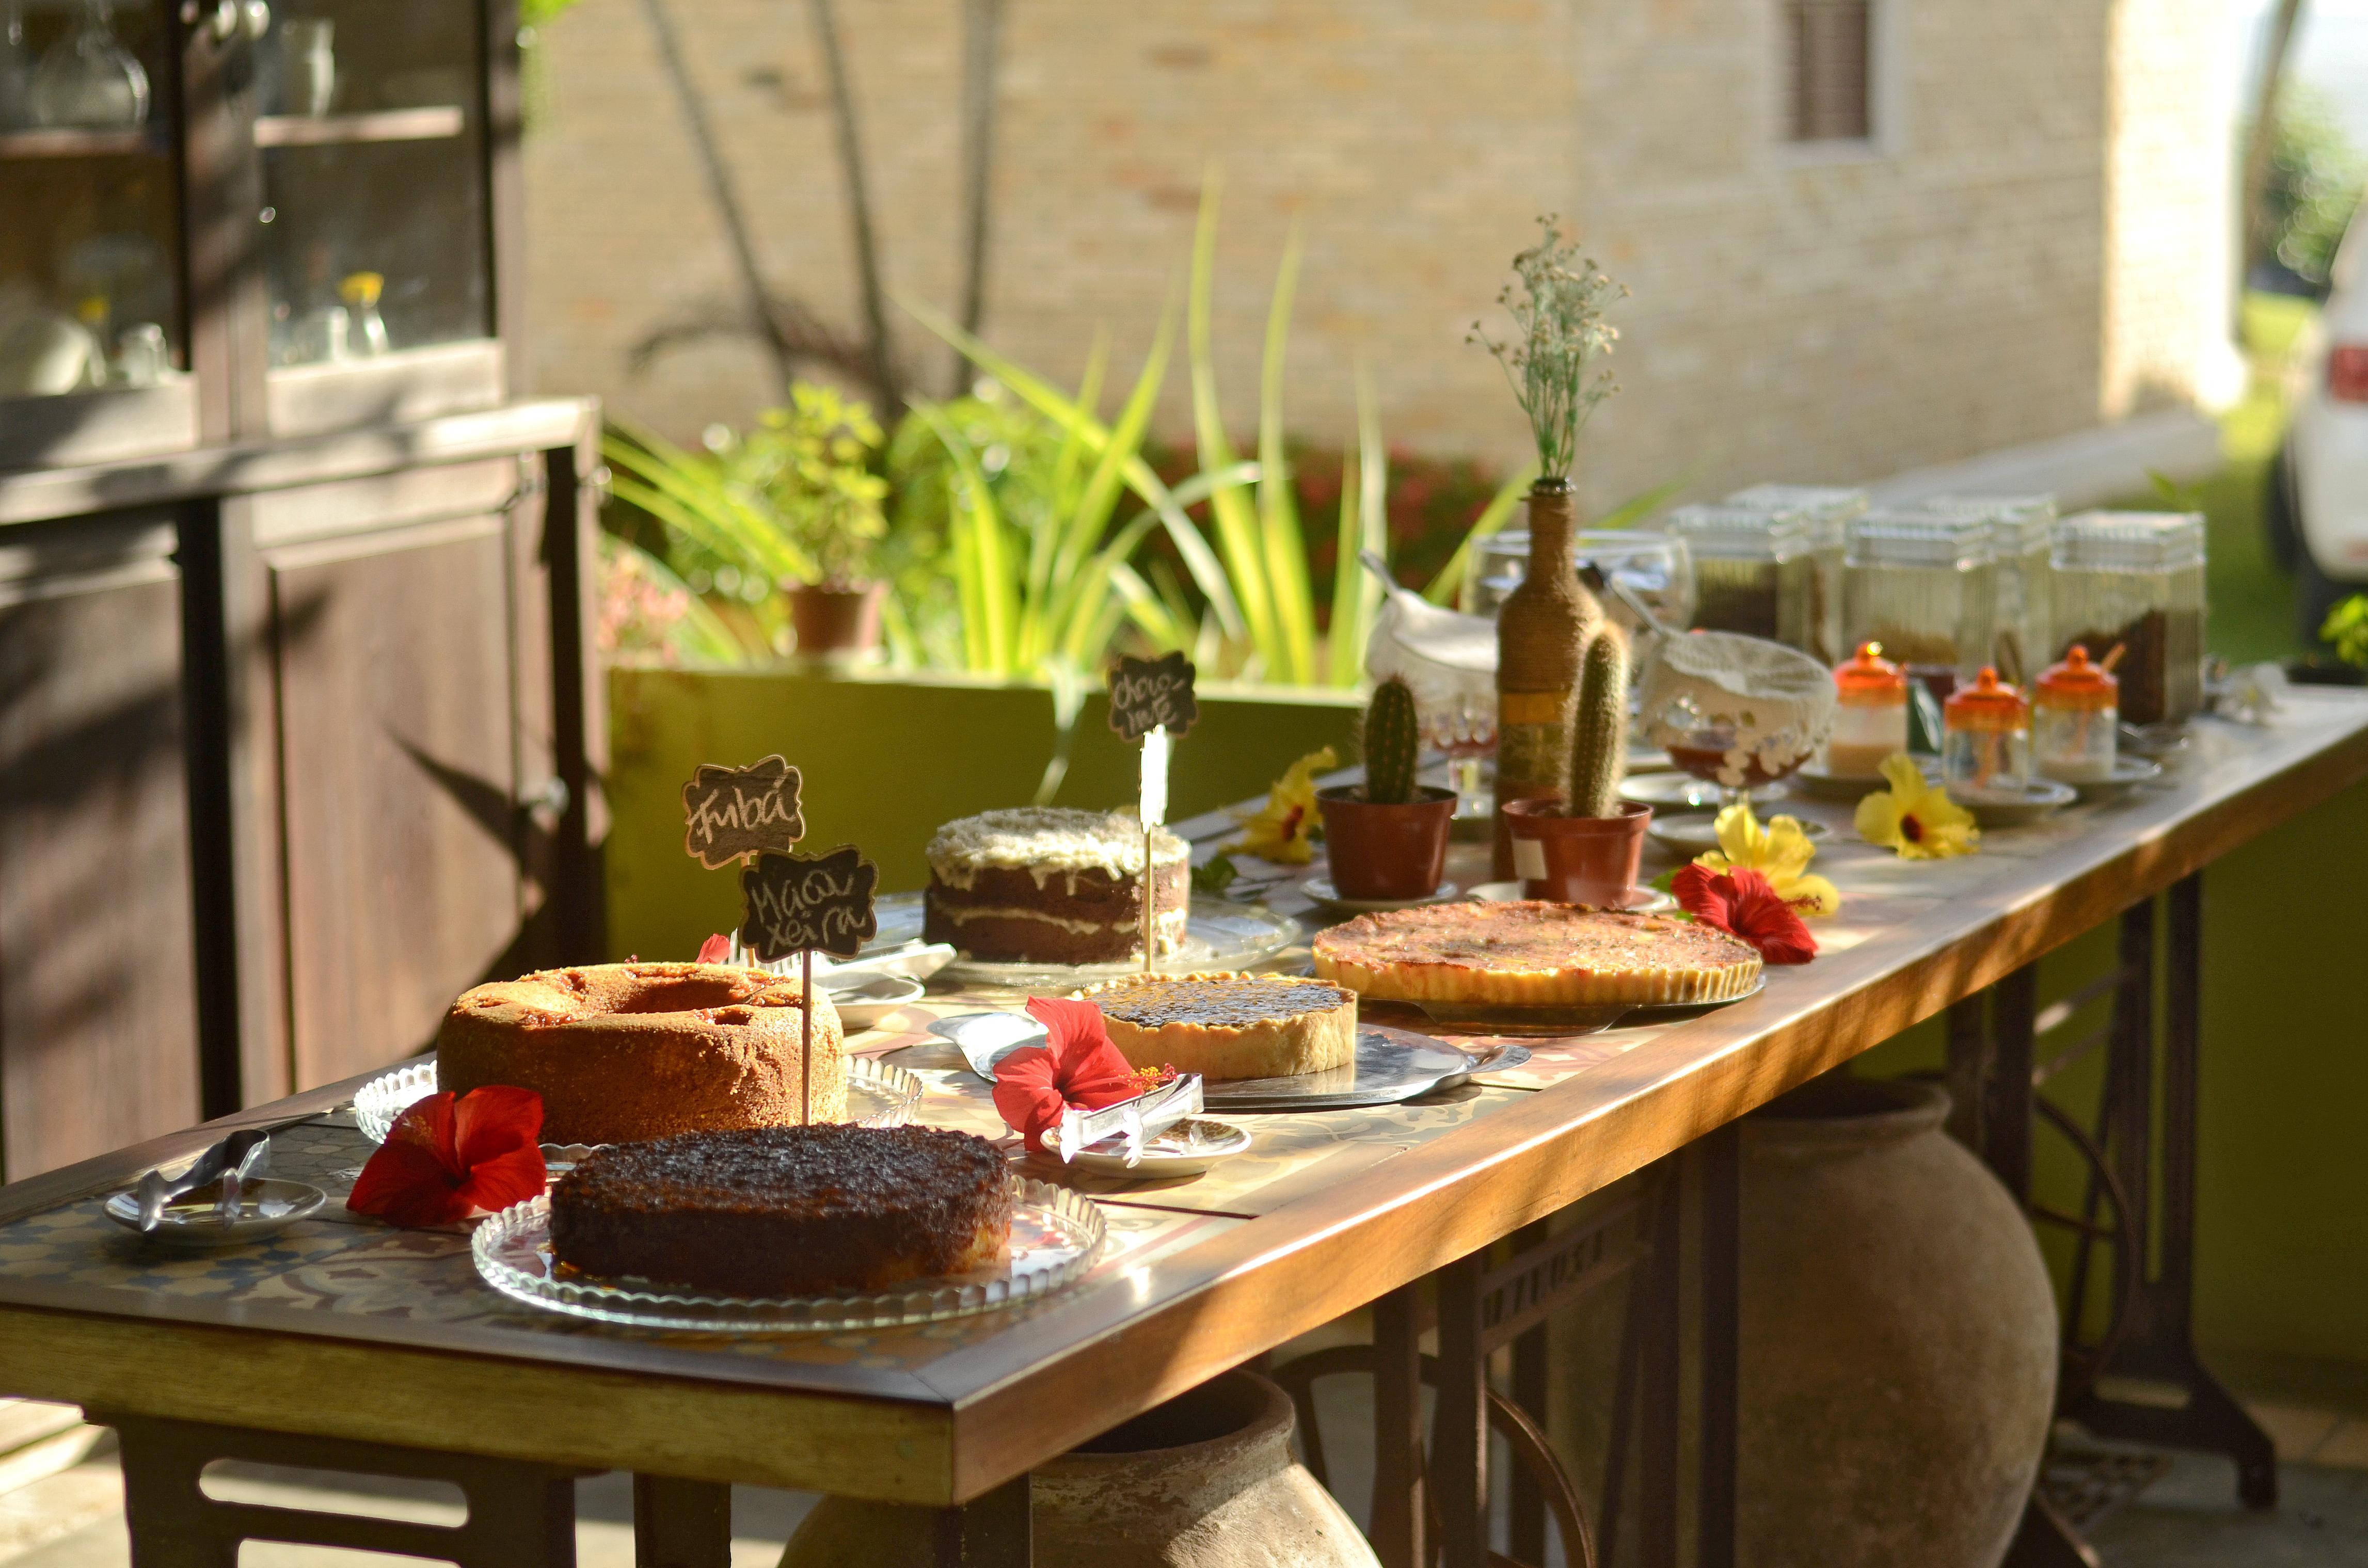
255,0,494,435
0,0,192,466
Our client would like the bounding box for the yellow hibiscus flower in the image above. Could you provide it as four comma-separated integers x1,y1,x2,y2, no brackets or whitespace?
1693,803,1841,916
1229,746,1337,865
1854,753,1980,859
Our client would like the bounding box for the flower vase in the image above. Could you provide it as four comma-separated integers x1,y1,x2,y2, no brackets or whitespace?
1492,479,1597,879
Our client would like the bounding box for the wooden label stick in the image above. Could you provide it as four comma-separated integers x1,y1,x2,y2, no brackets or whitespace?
1138,723,1170,973
801,947,814,1124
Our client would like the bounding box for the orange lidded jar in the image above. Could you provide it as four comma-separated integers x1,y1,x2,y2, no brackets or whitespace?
2032,647,2118,785
1824,642,1909,779
1941,666,2029,801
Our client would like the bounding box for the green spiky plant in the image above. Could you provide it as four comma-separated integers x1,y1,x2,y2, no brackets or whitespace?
1360,675,1421,805
1565,622,1629,819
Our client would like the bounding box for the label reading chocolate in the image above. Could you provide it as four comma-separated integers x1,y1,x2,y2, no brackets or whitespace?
1108,652,1199,741
740,844,879,961
682,755,806,869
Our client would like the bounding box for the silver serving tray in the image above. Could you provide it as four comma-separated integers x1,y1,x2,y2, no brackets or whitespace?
1403,977,1769,1037
867,892,1299,989
925,1015,1525,1112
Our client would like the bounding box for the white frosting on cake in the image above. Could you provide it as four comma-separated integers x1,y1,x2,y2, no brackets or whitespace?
926,808,1189,890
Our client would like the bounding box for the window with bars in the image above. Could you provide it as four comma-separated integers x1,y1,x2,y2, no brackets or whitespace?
1785,0,1873,142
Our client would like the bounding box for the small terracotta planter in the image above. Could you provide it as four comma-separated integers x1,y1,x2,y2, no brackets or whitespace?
1501,797,1652,905
786,580,885,658
1317,784,1456,901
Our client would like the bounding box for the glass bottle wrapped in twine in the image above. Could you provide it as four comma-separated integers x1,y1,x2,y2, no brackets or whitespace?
1492,479,1602,877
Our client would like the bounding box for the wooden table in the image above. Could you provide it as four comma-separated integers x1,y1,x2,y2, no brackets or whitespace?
2,690,2363,1568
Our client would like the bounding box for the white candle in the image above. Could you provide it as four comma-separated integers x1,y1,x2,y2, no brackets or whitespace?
1139,724,1170,827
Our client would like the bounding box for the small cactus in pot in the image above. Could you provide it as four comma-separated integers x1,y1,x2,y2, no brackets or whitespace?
1565,621,1629,819
1360,676,1422,804
1500,618,1649,905
1316,675,1457,900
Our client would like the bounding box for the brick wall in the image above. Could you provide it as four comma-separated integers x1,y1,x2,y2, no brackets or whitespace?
522,0,2225,515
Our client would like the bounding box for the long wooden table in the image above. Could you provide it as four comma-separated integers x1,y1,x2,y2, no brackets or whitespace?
2,689,2363,1567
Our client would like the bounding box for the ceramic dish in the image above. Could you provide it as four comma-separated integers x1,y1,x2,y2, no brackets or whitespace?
2064,756,2165,803
866,893,1298,990
1465,882,1677,915
1787,758,1938,802
1298,876,1461,916
1617,772,1727,813
2119,723,2189,760
352,1055,925,1147
471,1179,1104,1333
1950,778,2078,827
1403,977,1770,1038
1031,1117,1252,1179
1648,815,1831,857
104,1179,327,1249
820,971,928,1028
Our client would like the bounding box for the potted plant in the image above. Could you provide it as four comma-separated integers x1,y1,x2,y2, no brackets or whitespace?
1502,622,1651,904
1472,217,1628,877
728,384,893,659
1317,676,1457,899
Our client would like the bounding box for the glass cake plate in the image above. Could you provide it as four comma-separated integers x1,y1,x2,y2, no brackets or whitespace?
866,892,1299,990
471,1178,1106,1333
352,1055,923,1150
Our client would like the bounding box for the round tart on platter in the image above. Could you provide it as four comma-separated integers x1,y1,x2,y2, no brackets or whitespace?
1313,900,1761,1007
1078,970,1357,1081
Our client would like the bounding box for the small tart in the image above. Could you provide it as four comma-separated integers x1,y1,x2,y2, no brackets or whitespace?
1313,901,1761,1007
1078,971,1357,1081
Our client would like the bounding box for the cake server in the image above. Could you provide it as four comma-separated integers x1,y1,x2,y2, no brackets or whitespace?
132,1127,275,1234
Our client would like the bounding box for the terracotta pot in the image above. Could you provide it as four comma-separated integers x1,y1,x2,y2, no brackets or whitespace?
786,581,885,658
1500,797,1650,904
1547,1078,2058,1568
1739,1076,2057,1567
1316,785,1456,901
779,1370,1376,1567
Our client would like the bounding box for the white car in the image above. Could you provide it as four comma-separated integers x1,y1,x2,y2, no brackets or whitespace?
2274,211,2368,643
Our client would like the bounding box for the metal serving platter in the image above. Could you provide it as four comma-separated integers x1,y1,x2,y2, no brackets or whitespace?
867,892,1299,990
924,1014,1527,1113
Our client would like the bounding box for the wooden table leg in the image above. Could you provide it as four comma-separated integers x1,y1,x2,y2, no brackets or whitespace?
1635,1170,1682,1568
933,1475,1030,1566
1696,1123,1740,1568
633,1474,731,1568
1371,1283,1427,1568
1507,1221,1551,1566
1434,1249,1489,1568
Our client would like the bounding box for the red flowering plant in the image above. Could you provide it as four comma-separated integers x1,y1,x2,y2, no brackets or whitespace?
1671,865,1817,966
696,933,733,963
346,1086,548,1228
991,998,1172,1154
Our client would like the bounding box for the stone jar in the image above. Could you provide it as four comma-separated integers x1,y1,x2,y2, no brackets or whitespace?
780,1369,1377,1568
1738,1076,2058,1568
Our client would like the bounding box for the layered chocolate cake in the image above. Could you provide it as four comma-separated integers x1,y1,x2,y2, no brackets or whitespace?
923,808,1190,965
1079,971,1358,1081
438,962,846,1145
548,1124,1013,1296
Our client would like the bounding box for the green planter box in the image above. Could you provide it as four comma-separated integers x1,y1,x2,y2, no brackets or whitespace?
606,663,1361,962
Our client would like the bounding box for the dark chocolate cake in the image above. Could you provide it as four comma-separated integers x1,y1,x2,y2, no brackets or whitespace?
923,808,1189,965
548,1124,1013,1296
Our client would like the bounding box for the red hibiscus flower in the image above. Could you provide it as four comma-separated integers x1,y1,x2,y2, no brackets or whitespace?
990,997,1151,1153
696,933,732,963
346,1086,548,1228
1672,865,1818,966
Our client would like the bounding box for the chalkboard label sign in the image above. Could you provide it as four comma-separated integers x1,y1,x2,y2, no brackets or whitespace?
1108,652,1198,741
740,844,879,962
682,755,806,869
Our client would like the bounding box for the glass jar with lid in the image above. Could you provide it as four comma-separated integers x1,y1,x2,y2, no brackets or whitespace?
1727,485,1868,665
1918,493,2056,686
1463,529,1695,637
2051,511,2206,727
2032,646,2118,783
1843,509,1997,681
1824,642,1909,779
1942,667,2029,800
1665,503,1819,653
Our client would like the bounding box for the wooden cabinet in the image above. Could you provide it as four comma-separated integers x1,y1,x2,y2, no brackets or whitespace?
0,517,201,1180
0,0,595,1175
